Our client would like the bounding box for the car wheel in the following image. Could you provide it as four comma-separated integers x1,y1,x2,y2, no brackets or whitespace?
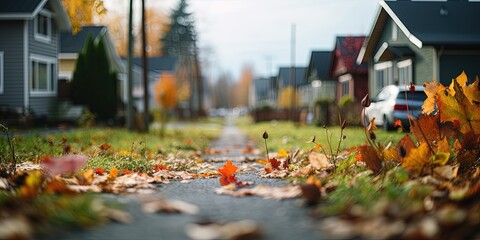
383,115,392,131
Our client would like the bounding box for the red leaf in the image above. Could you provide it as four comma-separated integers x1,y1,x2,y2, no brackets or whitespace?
95,168,106,175
154,164,168,172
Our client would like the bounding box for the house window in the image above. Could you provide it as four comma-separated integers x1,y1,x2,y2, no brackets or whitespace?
342,81,349,96
0,52,3,94
34,11,52,42
397,59,413,86
30,55,56,95
339,74,352,97
373,61,393,96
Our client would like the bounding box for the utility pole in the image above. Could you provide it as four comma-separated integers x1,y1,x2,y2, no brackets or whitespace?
290,23,296,122
127,0,134,131
141,0,149,132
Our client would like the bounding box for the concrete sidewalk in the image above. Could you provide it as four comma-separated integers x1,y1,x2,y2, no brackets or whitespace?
57,117,323,240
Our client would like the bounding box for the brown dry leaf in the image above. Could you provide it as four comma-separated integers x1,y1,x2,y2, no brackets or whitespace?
308,152,332,169
215,185,301,200
356,145,382,174
185,220,262,240
396,134,416,160
409,114,440,145
433,165,456,180
142,199,199,215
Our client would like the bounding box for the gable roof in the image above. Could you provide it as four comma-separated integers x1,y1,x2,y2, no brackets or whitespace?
358,0,480,64
61,25,125,73
0,0,71,31
133,57,178,73
307,51,332,81
0,0,44,15
61,26,105,53
278,67,307,88
331,36,367,77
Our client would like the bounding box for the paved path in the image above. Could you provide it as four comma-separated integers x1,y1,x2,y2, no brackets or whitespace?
58,117,323,240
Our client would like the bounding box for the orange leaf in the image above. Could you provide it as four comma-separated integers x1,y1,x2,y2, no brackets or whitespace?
76,168,95,185
108,168,118,179
218,160,238,179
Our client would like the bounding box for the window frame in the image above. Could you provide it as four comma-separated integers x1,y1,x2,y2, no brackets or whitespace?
373,61,394,96
34,10,52,43
397,59,413,86
30,54,56,96
338,73,352,97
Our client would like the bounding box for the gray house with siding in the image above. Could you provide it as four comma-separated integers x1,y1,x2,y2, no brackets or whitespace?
357,0,480,97
0,0,71,121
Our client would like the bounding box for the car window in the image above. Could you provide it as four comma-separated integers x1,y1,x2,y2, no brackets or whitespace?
376,88,389,101
396,91,427,101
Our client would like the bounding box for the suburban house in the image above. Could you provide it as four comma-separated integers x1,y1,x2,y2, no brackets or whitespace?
59,25,126,103
276,67,307,109
0,0,71,123
329,36,368,103
131,56,178,112
306,51,336,102
357,0,480,97
250,76,276,109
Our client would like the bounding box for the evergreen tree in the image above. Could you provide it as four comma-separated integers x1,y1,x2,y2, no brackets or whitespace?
71,35,117,122
161,0,196,57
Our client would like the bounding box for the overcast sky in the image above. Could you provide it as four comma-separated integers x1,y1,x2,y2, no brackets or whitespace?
106,0,380,80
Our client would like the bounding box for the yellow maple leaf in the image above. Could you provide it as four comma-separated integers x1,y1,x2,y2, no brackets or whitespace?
463,76,480,103
422,80,443,115
402,142,431,176
437,79,480,135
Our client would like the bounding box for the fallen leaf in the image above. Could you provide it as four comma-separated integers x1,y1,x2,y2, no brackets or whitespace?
185,220,262,240
41,154,88,176
309,152,332,169
356,145,382,174
76,168,94,185
218,160,238,185
215,185,301,200
142,199,199,215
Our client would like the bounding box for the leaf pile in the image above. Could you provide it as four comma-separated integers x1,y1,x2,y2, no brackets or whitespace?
312,72,480,239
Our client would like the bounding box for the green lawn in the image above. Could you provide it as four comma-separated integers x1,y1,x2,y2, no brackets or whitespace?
0,123,222,167
237,117,404,154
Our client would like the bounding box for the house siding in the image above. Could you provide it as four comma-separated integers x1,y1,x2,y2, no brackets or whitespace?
28,8,60,117
370,17,436,93
0,20,25,110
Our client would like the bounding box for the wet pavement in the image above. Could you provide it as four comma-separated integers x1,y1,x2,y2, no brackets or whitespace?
58,117,323,240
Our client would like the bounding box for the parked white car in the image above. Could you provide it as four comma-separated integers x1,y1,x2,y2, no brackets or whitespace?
365,85,426,130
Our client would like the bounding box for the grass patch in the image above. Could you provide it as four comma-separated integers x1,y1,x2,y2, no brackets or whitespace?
237,117,404,153
0,125,221,166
